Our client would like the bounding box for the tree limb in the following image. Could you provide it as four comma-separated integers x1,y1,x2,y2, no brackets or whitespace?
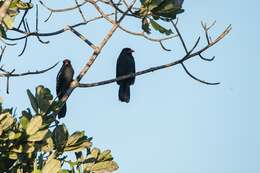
78,24,231,88
0,62,59,77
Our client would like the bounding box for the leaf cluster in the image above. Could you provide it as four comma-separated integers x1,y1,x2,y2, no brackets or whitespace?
136,0,184,35
0,0,33,38
0,86,118,173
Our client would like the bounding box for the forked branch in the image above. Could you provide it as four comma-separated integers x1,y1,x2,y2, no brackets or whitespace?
78,23,231,88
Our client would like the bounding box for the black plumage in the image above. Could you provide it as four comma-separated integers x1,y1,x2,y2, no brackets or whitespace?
116,48,136,103
56,59,74,118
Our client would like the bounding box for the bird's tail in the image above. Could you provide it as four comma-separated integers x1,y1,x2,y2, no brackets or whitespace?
58,103,67,119
119,84,130,103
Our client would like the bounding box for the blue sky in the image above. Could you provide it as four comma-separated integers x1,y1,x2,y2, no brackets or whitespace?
1,0,260,172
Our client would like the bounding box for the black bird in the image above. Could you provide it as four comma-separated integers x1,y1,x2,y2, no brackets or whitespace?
56,59,74,118
116,48,136,103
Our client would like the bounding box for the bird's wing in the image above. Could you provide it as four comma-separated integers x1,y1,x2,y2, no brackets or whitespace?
56,65,66,98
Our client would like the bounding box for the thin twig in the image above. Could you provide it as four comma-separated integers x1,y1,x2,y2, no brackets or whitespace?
18,21,29,56
181,62,220,85
171,20,188,54
160,41,171,51
17,0,31,29
66,25,98,50
199,54,215,61
0,62,59,77
7,13,114,41
39,0,87,13
0,46,6,62
35,4,50,44
75,0,87,22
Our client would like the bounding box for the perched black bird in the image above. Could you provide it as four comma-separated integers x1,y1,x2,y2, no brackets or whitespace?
56,59,74,118
116,48,136,103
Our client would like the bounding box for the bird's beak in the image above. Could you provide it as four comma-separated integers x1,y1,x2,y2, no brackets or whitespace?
129,49,134,53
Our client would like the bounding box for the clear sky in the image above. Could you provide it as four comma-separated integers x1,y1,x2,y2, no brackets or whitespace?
1,0,260,173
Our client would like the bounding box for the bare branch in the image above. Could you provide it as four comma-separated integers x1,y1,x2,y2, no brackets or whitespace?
35,4,49,44
187,37,200,55
44,11,53,22
171,20,188,54
18,21,29,56
59,0,137,103
7,13,114,41
78,24,231,88
118,24,177,42
66,25,97,51
18,32,28,56
160,41,171,51
75,0,87,22
201,21,216,44
0,62,59,77
181,62,220,85
199,54,215,61
17,0,31,29
0,46,6,62
39,0,87,13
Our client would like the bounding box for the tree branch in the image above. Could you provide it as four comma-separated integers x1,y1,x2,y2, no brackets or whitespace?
59,0,137,103
75,0,87,22
39,0,87,13
78,24,231,88
7,13,114,41
66,25,98,51
0,62,59,77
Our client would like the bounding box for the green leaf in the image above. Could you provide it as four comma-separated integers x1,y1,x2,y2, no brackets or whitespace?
36,86,53,114
41,136,54,152
28,129,49,141
148,0,164,11
0,112,14,130
151,0,184,19
23,143,35,153
138,0,163,17
8,131,22,140
68,161,76,173
141,18,151,34
27,89,38,113
9,0,33,10
97,150,113,162
19,112,31,130
8,152,18,160
9,0,20,8
3,14,15,29
16,0,33,10
53,124,69,151
11,145,23,153
32,169,42,173
26,115,42,135
0,124,2,136
0,25,6,38
91,161,119,172
42,159,61,173
150,19,173,35
91,148,100,159
66,131,85,146
64,140,92,152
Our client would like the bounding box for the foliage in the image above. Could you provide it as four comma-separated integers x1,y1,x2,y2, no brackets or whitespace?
0,85,118,173
0,0,33,37
137,0,184,34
